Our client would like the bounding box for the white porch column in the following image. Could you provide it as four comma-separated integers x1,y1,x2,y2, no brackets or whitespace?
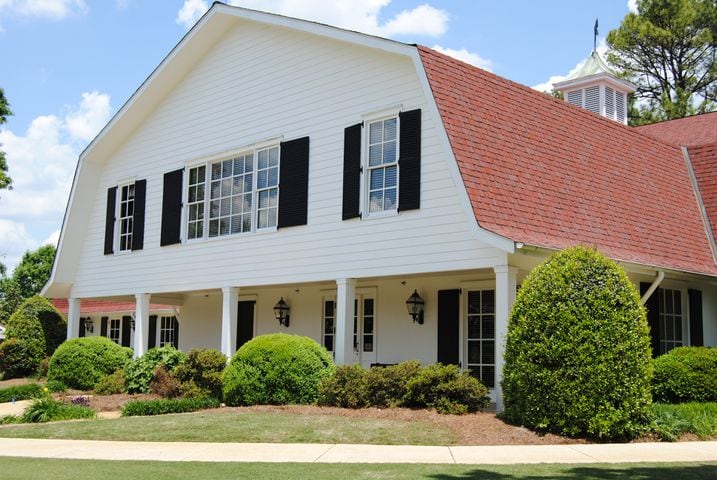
221,287,239,360
493,265,518,412
67,298,80,340
133,293,151,358
335,278,356,365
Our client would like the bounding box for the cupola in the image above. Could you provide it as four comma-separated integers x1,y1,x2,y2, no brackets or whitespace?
553,50,635,125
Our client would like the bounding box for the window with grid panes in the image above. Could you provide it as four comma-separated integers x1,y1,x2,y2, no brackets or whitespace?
367,117,398,213
322,297,374,353
159,316,175,347
658,288,683,354
186,146,279,239
466,290,495,388
109,318,121,344
118,184,135,251
323,300,335,353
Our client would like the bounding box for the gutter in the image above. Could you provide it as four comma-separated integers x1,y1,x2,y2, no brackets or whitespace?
640,271,665,305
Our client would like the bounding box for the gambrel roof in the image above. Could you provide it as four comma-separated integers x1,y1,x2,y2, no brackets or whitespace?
418,46,717,275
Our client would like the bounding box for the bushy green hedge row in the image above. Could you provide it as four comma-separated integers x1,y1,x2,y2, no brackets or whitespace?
223,334,334,406
653,347,717,403
21,397,96,423
120,397,219,417
0,383,44,402
48,337,132,390
502,246,653,440
317,362,489,414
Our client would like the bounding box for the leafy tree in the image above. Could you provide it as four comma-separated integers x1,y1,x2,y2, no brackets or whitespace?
0,87,12,190
0,280,24,326
607,0,717,124
12,245,56,299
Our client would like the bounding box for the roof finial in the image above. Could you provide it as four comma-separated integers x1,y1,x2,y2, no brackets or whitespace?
593,18,599,52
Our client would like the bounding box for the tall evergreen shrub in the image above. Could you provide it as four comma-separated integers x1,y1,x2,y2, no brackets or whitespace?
502,246,653,440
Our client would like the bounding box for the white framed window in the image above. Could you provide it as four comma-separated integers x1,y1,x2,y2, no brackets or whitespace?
117,183,135,252
658,288,683,354
366,116,399,215
322,298,335,353
159,316,175,347
465,289,495,388
109,318,121,344
185,145,279,240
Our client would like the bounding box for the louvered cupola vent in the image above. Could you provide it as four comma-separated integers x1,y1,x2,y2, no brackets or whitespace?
553,50,636,125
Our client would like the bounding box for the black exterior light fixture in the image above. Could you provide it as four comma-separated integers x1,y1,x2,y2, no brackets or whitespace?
129,317,136,330
405,290,425,324
273,297,290,327
82,317,94,333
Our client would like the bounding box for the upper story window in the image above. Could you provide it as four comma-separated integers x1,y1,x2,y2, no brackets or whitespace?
367,117,398,214
118,183,135,252
186,146,280,240
104,179,146,255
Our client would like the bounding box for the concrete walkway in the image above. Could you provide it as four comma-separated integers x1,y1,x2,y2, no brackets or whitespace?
0,400,31,418
0,438,715,464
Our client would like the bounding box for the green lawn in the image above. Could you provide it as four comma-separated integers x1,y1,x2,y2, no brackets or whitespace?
1,458,716,480
0,410,456,445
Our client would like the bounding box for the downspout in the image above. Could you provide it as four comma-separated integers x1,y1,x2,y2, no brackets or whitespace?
640,271,665,305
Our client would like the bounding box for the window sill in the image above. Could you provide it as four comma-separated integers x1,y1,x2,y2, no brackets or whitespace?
183,226,278,245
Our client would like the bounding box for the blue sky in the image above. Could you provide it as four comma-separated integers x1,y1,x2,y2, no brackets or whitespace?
0,0,635,272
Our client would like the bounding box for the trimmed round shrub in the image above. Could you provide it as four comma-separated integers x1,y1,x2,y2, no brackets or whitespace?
174,348,226,399
0,338,38,379
653,347,717,403
125,346,188,394
223,333,335,406
404,363,489,414
48,337,133,390
94,369,127,395
502,246,653,440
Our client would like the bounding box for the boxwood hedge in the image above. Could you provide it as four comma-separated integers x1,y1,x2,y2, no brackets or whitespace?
502,246,653,440
48,337,133,390
223,333,334,406
653,347,717,403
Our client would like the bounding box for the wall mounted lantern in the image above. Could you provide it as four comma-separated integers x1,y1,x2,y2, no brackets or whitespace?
273,297,290,327
405,290,425,324
82,317,94,333
129,317,136,330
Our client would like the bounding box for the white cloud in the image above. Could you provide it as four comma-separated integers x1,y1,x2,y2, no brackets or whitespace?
175,0,208,29
0,92,111,272
0,0,87,19
627,0,638,14
532,39,608,93
431,45,493,71
43,229,60,247
176,0,450,38
64,91,111,143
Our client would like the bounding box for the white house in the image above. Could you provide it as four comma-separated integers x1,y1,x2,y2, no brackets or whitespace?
42,4,717,409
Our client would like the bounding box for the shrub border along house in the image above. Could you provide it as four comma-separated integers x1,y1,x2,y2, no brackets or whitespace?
48,337,132,391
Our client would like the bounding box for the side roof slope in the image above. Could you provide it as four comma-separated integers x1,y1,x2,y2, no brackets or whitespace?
636,112,717,148
418,46,717,275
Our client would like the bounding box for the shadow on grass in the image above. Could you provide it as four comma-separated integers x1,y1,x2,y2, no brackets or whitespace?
427,464,717,480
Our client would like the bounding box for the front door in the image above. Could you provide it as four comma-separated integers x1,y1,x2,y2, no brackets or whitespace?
322,293,376,368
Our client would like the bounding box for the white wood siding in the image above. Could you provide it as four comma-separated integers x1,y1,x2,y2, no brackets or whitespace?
70,21,503,297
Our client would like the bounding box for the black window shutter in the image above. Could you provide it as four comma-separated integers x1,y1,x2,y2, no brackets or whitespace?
437,289,460,366
277,137,310,228
398,109,421,212
104,187,117,255
131,179,147,251
148,315,157,349
640,283,661,357
342,123,362,220
78,318,86,338
161,169,184,246
688,289,704,347
121,316,132,347
172,316,179,349
100,317,108,337
236,301,255,351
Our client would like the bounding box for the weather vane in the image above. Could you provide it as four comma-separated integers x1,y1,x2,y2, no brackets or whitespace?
593,18,599,52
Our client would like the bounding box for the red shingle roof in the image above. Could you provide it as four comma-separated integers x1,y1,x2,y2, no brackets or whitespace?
52,298,174,315
636,112,717,148
418,46,717,276
687,144,717,245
